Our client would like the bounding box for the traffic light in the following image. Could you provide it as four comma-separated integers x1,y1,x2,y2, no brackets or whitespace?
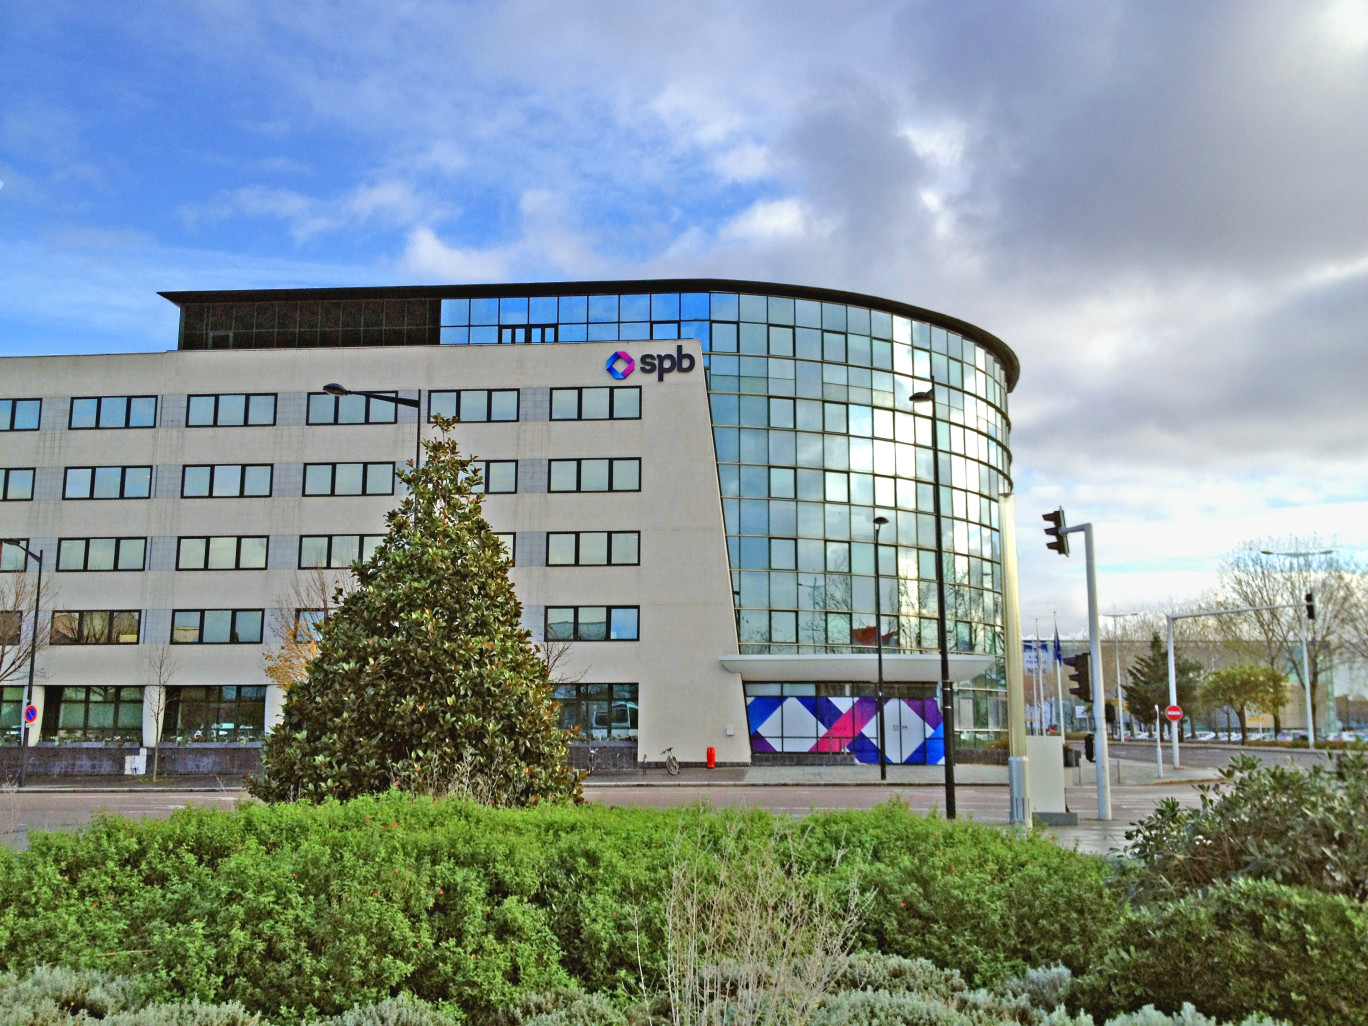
1305,591,1316,621
1043,508,1069,556
1064,652,1092,702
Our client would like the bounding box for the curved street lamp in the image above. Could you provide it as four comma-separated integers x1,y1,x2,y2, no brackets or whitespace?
322,383,424,470
1,539,43,787
910,383,955,819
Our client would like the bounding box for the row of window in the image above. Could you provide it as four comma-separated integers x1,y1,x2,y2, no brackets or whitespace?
3,531,581,572
4,603,642,647
0,684,268,743
0,385,644,432
1,458,646,501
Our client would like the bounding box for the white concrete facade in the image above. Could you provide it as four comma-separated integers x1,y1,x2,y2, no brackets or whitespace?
1,339,753,764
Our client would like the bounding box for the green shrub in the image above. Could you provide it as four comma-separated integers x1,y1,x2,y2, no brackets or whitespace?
1119,752,1368,903
1076,878,1367,1026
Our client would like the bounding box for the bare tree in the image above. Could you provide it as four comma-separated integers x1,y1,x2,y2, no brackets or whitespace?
538,636,585,686
263,567,357,690
1215,539,1358,734
1,571,54,739
141,645,181,781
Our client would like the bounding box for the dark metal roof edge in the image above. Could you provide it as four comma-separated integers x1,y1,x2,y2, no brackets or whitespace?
158,277,1018,389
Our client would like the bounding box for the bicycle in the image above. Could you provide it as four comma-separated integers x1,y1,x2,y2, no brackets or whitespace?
661,747,680,775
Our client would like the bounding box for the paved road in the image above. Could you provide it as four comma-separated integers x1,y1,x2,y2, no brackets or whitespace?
3,781,1205,856
1106,740,1337,771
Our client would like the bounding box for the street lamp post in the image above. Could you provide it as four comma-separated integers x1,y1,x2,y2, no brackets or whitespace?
910,383,955,820
2,539,43,788
322,383,423,469
1102,612,1141,741
873,516,889,781
1260,548,1335,738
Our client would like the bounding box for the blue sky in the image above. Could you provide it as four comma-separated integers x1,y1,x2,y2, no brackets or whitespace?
3,0,1367,631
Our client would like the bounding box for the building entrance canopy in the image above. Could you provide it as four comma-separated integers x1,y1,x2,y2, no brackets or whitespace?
720,652,995,683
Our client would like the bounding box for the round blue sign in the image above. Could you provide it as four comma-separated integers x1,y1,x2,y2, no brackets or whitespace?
24,704,37,723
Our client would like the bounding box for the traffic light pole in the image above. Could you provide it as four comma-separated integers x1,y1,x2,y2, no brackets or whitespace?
1078,524,1110,820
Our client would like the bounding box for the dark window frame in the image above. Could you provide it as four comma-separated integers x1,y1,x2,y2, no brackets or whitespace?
50,609,141,645
545,531,640,566
170,609,266,644
185,393,278,427
547,458,641,493
68,395,158,430
176,536,270,571
180,463,274,498
63,466,153,500
297,534,386,569
553,682,639,740
1,538,28,573
1,468,35,502
56,537,147,572
549,386,641,421
428,388,520,423
306,391,399,425
45,685,145,741
0,398,41,431
475,460,518,494
543,605,640,642
159,685,268,743
302,462,396,496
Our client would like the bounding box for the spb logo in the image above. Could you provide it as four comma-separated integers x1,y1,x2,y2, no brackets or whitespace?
606,344,695,382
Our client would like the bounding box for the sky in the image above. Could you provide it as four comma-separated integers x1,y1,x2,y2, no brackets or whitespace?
3,0,1367,635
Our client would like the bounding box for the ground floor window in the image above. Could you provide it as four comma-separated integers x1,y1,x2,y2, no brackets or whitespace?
743,681,943,764
2,685,23,742
40,686,144,741
554,683,638,740
160,686,268,742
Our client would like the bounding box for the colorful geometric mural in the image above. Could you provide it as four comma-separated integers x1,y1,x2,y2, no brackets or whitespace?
746,696,944,764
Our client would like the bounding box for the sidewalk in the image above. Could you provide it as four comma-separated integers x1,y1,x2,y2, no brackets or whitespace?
8,759,1221,792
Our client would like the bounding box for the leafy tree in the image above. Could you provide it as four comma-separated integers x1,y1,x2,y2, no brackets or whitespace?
1202,664,1287,744
250,423,580,805
1124,633,1202,739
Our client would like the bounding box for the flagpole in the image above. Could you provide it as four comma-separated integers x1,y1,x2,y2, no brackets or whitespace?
1053,612,1065,736
1033,618,1042,735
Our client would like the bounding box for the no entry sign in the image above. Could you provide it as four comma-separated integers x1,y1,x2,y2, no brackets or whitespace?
1164,704,1183,723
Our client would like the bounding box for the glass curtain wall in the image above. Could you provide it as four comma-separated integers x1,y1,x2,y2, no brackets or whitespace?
437,286,1012,740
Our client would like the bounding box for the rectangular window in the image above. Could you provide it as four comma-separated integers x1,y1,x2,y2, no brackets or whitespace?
548,458,640,493
171,609,265,644
545,531,640,566
0,398,41,431
176,536,269,570
50,610,141,645
56,537,146,572
549,386,641,420
1,539,28,572
544,605,639,642
48,686,144,741
2,683,23,740
69,395,157,429
298,534,385,568
181,464,273,497
63,466,153,499
475,460,517,494
428,389,520,422
0,612,20,646
1,468,35,501
160,685,267,743
302,462,395,496
554,682,639,740
186,393,277,427
307,391,398,424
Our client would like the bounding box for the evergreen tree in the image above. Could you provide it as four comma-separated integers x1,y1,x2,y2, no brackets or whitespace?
1125,632,1203,738
250,423,580,805
1203,664,1287,744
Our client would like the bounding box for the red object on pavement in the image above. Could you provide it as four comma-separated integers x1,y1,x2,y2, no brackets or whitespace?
1165,704,1184,723
706,746,716,768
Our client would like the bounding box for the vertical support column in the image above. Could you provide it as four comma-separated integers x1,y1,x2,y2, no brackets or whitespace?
1083,525,1111,821
999,492,1031,826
